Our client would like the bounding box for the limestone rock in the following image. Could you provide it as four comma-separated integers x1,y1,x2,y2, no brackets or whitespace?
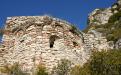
88,0,121,26
88,8,113,25
118,0,121,5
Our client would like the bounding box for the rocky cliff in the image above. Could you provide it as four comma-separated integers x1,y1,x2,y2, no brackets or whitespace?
84,0,121,49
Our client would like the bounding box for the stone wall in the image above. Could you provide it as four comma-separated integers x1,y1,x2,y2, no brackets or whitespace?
0,16,85,73
0,15,112,74
83,33,110,52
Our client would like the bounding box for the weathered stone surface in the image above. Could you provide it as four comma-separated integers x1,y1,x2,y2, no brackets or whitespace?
115,38,121,49
118,0,121,5
88,8,113,26
88,0,121,26
0,16,85,73
0,15,112,74
86,0,121,50
83,30,110,51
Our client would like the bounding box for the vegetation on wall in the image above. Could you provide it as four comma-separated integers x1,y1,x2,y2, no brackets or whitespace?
104,10,121,42
0,63,28,75
51,59,71,75
70,64,90,75
92,19,99,23
70,25,83,36
35,64,48,75
0,63,48,75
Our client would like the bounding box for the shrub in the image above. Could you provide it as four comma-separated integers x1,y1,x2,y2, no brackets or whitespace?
108,10,121,23
70,65,81,75
90,49,121,75
70,49,121,75
51,59,71,75
70,25,82,36
70,64,90,75
106,34,115,41
35,64,48,75
92,19,98,22
0,63,28,75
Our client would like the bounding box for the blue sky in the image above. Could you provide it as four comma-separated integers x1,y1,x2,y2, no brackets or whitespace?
0,0,116,30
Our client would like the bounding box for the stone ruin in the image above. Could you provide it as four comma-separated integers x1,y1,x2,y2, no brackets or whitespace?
0,16,86,73
0,15,111,74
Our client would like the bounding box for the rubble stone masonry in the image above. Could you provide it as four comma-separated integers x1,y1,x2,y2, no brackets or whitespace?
0,16,110,73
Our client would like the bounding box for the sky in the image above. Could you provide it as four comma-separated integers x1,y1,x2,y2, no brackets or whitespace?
0,0,116,30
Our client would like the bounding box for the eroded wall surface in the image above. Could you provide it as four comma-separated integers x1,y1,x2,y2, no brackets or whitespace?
0,16,85,72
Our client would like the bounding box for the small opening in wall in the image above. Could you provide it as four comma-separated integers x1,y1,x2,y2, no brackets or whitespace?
49,35,60,48
50,42,54,48
1,49,4,51
73,41,78,47
20,39,24,43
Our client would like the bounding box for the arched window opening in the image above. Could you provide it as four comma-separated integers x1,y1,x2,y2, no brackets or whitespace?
49,35,60,48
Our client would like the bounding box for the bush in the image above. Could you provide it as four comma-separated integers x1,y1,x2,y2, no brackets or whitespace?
70,25,82,36
35,64,48,75
0,63,28,75
108,10,121,23
70,49,121,75
90,50,121,75
92,19,98,22
51,59,71,75
70,64,90,75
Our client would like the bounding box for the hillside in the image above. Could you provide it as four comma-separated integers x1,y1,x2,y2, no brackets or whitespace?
83,0,121,49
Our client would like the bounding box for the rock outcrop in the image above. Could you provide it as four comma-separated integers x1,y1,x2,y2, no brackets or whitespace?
85,0,121,50
88,0,121,26
88,8,113,25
